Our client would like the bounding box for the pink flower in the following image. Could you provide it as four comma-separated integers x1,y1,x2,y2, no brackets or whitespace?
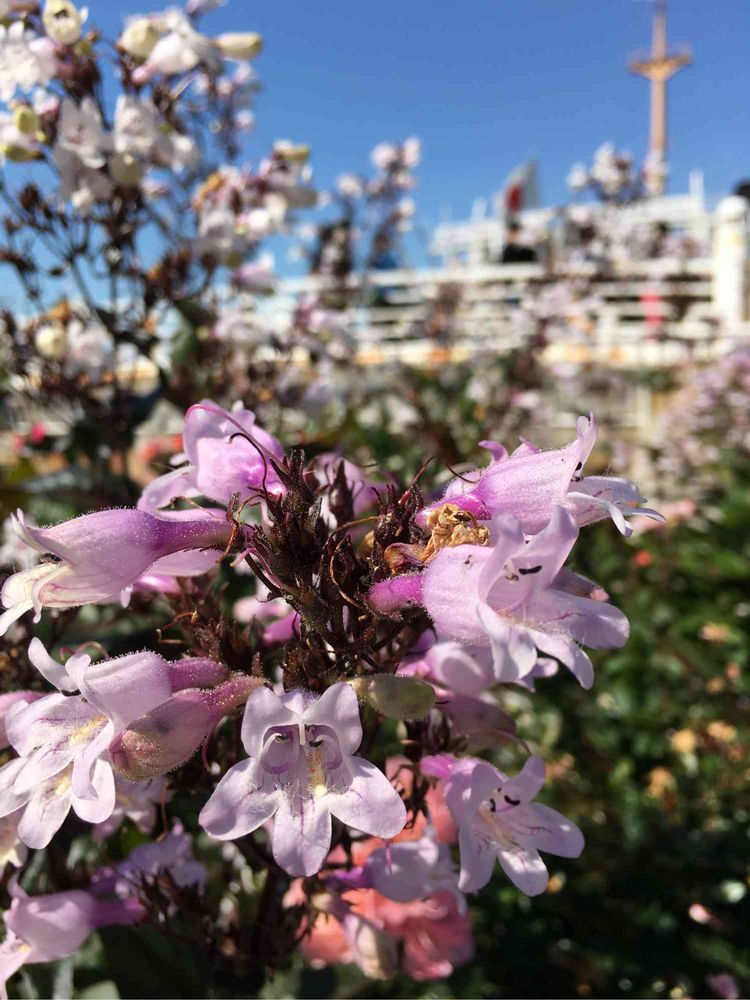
138,400,285,512
109,672,259,780
0,509,229,633
113,821,206,891
373,508,628,690
230,259,277,293
420,415,662,537
707,973,740,1000
425,507,628,688
0,879,139,999
0,692,43,748
373,890,473,981
200,684,406,875
0,641,226,847
365,831,463,906
398,647,515,749
403,640,496,696
431,755,584,896
290,873,472,981
232,583,299,644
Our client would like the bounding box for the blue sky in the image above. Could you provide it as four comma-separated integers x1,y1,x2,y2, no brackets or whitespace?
93,2,750,263
217,1,746,197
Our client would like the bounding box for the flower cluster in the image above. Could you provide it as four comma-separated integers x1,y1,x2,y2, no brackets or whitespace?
656,348,750,493
0,396,660,990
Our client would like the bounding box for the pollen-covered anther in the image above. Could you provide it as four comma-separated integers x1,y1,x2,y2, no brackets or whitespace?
421,503,490,562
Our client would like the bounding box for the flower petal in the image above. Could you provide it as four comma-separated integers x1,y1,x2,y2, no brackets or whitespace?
81,652,172,730
0,760,32,819
302,683,362,756
72,758,116,825
270,794,332,876
445,759,502,826
496,844,549,896
18,772,73,849
199,758,277,840
27,638,81,693
457,826,496,892
530,632,595,689
240,686,298,759
500,756,546,806
7,891,97,963
510,802,585,858
475,603,537,683
327,757,406,839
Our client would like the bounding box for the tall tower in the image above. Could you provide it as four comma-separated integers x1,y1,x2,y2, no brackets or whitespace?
629,0,691,196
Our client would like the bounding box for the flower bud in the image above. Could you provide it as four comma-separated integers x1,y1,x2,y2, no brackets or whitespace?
215,32,263,61
109,691,213,781
273,140,310,164
2,145,41,163
167,658,229,691
43,0,87,46
35,322,67,359
110,153,143,187
367,572,423,615
349,674,435,721
109,674,261,780
118,17,160,59
12,106,40,138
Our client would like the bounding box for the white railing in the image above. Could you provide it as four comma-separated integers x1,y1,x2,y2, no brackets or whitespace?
272,257,735,368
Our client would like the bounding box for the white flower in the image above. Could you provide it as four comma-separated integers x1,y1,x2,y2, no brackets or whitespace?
132,10,219,82
0,107,41,164
113,94,197,170
566,163,589,192
43,0,88,46
0,23,57,102
402,135,421,167
113,95,158,159
336,173,363,198
194,207,248,262
54,147,112,215
214,32,262,61
118,15,160,59
56,97,108,168
0,518,38,572
370,141,398,171
34,322,67,359
64,320,115,378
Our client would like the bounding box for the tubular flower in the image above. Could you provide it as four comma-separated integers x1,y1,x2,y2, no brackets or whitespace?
420,415,663,536
422,506,628,688
109,672,259,781
0,509,229,633
365,831,464,906
200,683,407,875
138,400,285,512
130,10,219,83
428,755,584,896
0,879,139,999
0,641,225,847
